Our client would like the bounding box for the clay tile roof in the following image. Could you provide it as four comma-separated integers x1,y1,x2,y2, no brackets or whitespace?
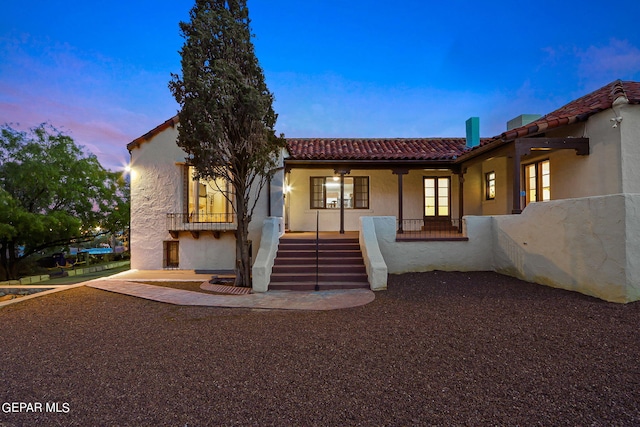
496,80,640,143
285,138,481,161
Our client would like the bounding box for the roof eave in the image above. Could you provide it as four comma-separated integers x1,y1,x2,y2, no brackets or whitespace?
127,115,179,152
284,158,457,170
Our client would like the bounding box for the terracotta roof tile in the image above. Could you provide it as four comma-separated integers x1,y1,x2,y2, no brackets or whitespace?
286,138,481,161
496,80,640,143
129,81,640,165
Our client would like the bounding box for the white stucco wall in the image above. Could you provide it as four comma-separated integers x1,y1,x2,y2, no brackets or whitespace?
363,193,640,302
492,194,640,303
548,114,622,200
368,216,494,274
619,103,640,193
359,217,388,290
129,125,278,270
251,217,283,293
624,194,640,302
130,125,186,270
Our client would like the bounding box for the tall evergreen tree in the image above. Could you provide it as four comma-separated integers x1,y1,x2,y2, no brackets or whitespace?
169,0,285,287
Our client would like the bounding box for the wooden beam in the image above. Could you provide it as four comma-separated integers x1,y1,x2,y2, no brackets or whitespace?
169,231,179,239
515,137,589,156
511,137,589,213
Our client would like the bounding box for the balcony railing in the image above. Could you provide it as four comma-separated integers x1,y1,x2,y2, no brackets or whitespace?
396,218,467,241
167,213,237,232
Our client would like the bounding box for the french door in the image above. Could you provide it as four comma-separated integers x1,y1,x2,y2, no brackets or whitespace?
423,177,450,220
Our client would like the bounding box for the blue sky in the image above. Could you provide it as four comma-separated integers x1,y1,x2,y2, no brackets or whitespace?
2,1,640,170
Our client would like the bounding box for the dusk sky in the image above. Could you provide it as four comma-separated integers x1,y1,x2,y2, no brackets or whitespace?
2,1,640,171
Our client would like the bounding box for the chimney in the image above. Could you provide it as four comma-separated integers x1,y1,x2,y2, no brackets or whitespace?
507,114,541,131
466,117,480,148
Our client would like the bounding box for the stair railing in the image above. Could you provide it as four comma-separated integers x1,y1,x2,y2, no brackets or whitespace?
315,210,319,291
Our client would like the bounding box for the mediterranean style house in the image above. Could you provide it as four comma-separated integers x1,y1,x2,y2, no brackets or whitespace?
127,80,640,302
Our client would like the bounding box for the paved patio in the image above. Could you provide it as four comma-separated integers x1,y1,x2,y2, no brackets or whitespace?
85,269,375,310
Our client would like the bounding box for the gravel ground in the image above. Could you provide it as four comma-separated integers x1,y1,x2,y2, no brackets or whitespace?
1,271,639,426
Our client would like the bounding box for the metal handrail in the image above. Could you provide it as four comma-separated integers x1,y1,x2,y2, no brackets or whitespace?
166,213,237,231
315,210,319,291
396,218,464,239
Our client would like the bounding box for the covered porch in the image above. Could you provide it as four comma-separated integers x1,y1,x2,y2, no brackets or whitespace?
283,162,467,240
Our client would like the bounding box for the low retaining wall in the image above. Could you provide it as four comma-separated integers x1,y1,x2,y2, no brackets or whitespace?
493,194,640,303
0,261,131,287
252,217,284,293
366,216,494,274
362,194,640,303
359,217,388,290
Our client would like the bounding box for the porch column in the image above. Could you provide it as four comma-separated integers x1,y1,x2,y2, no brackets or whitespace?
511,145,527,214
456,167,466,233
335,168,351,234
392,169,409,234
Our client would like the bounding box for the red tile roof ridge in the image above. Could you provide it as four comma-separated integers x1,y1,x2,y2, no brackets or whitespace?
128,80,640,162
285,137,491,161
496,80,640,144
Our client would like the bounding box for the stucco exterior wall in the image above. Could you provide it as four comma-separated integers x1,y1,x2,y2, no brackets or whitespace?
492,194,640,303
462,156,513,216
548,113,622,200
287,168,458,231
129,126,277,270
369,216,494,274
463,163,483,216
130,126,185,270
619,103,640,193
461,107,632,216
624,194,640,302
365,194,639,302
480,156,510,215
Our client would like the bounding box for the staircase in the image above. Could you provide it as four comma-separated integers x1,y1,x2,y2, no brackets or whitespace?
270,234,370,291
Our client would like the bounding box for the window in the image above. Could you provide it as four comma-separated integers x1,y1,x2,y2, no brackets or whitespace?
163,241,179,268
310,176,369,209
186,166,233,222
485,171,496,200
524,160,550,205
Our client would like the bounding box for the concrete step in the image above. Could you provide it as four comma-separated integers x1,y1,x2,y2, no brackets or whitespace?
274,257,363,266
272,264,366,275
270,272,369,283
279,238,359,244
278,242,361,251
268,281,371,291
276,250,363,259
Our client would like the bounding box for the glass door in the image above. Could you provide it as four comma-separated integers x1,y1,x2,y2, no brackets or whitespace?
424,177,450,220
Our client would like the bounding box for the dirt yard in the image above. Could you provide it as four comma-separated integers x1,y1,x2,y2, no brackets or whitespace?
1,271,638,426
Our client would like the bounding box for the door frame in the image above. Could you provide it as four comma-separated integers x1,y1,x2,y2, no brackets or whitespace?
423,176,451,224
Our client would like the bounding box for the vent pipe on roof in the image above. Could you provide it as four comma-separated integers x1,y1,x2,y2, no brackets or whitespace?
466,117,480,148
507,114,541,131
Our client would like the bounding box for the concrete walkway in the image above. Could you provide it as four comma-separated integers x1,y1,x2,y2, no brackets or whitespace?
84,269,375,311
